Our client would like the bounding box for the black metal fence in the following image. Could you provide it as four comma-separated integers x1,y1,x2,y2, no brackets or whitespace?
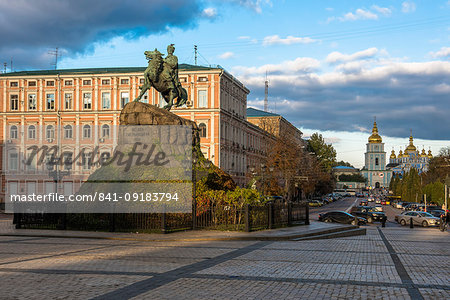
14,202,309,233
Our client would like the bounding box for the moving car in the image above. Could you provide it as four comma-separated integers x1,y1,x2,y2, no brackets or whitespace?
428,209,445,218
360,200,368,206
318,211,367,226
396,211,440,227
308,200,323,207
373,205,383,212
350,206,386,223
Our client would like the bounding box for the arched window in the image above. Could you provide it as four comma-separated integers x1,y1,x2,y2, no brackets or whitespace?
199,123,207,138
10,125,18,139
28,125,36,139
64,125,73,139
101,124,110,138
46,125,54,140
83,125,91,139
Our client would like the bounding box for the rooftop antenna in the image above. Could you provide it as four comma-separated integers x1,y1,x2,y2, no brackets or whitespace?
194,45,198,66
264,71,269,112
48,47,60,70
3,62,6,73
10,57,13,72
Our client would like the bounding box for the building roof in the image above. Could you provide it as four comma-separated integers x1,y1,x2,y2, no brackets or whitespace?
246,107,280,117
333,166,356,170
0,64,216,77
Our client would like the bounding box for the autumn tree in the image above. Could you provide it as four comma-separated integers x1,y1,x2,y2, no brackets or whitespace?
307,133,337,173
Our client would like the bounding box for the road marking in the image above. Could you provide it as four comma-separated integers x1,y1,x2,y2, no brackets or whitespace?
345,198,359,213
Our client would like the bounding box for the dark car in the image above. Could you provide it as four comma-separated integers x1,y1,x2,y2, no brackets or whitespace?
318,211,366,226
350,206,386,223
360,200,368,206
428,209,445,218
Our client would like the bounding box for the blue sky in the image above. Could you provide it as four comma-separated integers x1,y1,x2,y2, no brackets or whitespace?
1,0,450,167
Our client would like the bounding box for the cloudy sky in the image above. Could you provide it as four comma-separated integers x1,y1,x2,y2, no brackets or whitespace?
1,0,449,167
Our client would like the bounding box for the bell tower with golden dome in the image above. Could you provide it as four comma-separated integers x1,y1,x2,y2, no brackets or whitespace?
361,119,392,189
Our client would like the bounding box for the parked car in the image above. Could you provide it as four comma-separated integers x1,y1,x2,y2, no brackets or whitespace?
318,211,367,226
350,206,386,223
395,202,404,209
396,211,440,227
308,200,323,207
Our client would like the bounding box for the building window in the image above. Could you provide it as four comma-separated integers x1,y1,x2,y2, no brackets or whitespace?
46,81,55,87
10,95,19,111
28,94,37,110
83,125,91,139
63,152,73,171
198,90,207,108
10,125,18,139
120,78,129,84
10,81,18,87
64,125,73,139
64,80,73,86
101,124,110,138
9,152,18,171
198,76,208,82
120,92,129,108
101,79,110,85
64,93,72,110
46,125,54,140
46,94,55,110
139,78,145,84
199,123,207,138
102,92,110,109
28,81,36,87
82,153,92,170
28,125,36,140
375,157,379,166
83,79,91,85
83,93,92,109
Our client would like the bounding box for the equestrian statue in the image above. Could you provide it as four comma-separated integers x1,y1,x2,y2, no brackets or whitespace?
133,44,188,111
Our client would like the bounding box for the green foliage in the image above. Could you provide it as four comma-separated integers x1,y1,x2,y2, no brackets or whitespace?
334,160,354,168
307,133,337,172
423,181,445,205
338,174,367,183
393,169,422,203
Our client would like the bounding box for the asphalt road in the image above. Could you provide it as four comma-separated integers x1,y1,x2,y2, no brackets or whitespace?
309,197,405,228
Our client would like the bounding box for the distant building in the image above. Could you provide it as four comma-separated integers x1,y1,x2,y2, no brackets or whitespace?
361,120,392,188
332,166,365,190
387,133,432,177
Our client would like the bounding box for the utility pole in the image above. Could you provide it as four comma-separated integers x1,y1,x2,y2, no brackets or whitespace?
10,57,13,72
264,71,269,112
49,47,60,70
194,45,198,65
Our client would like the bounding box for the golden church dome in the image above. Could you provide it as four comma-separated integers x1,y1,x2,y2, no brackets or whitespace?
420,148,427,157
390,149,396,159
368,120,382,143
405,133,417,153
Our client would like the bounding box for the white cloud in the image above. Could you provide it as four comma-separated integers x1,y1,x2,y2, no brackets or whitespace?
218,51,235,59
402,1,416,13
238,36,251,40
328,6,391,23
326,47,383,63
429,47,450,58
202,7,217,18
230,0,272,14
233,57,320,76
233,54,450,141
262,35,318,46
371,5,392,16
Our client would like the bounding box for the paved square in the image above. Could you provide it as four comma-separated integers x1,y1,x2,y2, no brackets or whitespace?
0,227,448,299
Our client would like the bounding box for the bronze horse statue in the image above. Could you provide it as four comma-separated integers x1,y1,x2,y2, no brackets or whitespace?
133,49,188,110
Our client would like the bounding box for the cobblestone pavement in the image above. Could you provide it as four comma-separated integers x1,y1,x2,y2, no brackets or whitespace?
0,227,448,299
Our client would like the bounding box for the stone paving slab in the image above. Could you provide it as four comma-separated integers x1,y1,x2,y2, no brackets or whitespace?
0,271,150,300
197,260,402,283
131,278,412,300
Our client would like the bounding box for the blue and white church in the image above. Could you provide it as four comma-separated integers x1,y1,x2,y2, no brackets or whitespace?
361,120,393,188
